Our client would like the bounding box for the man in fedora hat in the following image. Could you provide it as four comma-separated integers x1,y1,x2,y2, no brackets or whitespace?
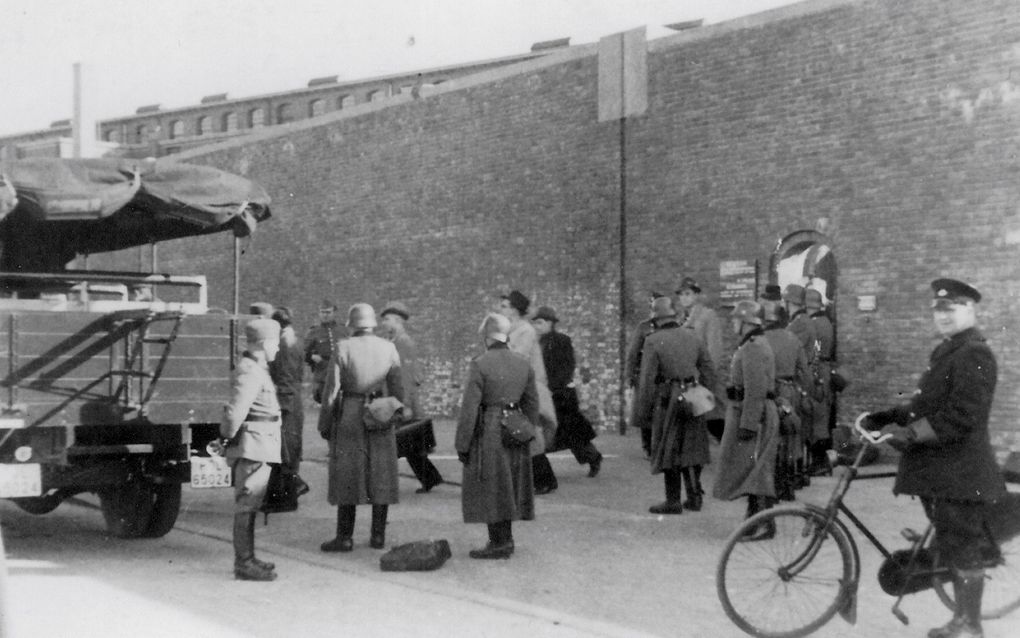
676,277,725,456
305,298,349,404
532,306,603,478
862,278,1004,638
380,300,444,493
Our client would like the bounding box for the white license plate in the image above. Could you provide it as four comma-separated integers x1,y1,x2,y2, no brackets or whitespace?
190,457,232,488
0,463,42,497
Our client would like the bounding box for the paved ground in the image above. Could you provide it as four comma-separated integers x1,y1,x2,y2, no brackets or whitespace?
2,416,1018,637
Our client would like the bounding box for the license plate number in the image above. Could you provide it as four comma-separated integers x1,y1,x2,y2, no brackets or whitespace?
190,457,232,488
0,464,42,497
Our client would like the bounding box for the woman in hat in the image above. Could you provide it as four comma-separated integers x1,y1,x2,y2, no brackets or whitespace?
455,313,538,559
712,300,780,541
317,303,404,553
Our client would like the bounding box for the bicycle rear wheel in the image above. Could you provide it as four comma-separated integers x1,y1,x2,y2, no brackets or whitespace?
933,529,1020,619
717,506,856,638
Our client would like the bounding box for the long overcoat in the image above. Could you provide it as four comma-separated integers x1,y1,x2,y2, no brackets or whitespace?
713,330,780,500
764,325,809,464
270,326,305,468
682,303,726,421
317,333,404,506
455,342,537,524
390,328,423,419
872,327,1005,502
507,319,557,455
807,310,835,440
633,322,717,473
540,329,596,450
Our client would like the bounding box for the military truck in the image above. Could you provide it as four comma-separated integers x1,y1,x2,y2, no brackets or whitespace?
0,157,271,537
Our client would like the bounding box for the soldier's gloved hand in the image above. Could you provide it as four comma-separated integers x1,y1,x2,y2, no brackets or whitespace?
737,428,756,441
879,424,916,451
457,452,469,464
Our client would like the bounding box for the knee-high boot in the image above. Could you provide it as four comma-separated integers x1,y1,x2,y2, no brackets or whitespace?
233,513,275,580
682,466,704,511
532,453,558,494
650,468,683,514
370,504,388,549
321,505,355,552
928,569,984,638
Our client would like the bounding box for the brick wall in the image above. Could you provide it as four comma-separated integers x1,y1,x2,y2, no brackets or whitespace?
91,0,1020,449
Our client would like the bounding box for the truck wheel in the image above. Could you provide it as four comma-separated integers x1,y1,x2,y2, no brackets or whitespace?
11,494,63,515
99,481,156,538
143,482,182,538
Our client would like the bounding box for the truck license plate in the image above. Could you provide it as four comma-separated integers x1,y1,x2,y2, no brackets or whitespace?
0,464,42,497
190,457,232,488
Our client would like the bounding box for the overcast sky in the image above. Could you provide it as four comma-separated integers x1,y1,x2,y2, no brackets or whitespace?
2,0,800,138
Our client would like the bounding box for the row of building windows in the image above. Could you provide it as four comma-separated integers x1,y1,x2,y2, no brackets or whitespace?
104,87,414,144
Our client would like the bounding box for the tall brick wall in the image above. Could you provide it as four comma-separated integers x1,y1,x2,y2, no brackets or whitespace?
91,0,1020,449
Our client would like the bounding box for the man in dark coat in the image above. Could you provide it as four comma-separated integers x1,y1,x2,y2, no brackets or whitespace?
805,287,836,474
783,283,820,482
380,301,444,493
304,298,349,404
532,306,602,478
863,278,1005,638
455,313,538,559
633,297,717,514
624,291,665,456
268,306,310,508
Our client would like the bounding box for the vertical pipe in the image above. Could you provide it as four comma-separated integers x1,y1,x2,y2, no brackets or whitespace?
71,63,82,159
233,236,240,315
617,116,627,435
150,243,158,273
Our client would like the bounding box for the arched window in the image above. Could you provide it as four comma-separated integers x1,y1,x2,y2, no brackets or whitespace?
222,112,238,132
197,116,212,135
368,89,386,102
276,103,294,124
135,124,149,143
309,99,326,117
169,120,184,139
104,129,121,143
249,108,265,128
338,94,355,109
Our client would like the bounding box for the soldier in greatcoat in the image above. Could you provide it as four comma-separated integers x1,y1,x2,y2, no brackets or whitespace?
499,290,559,494
380,301,444,493
676,277,726,446
712,301,780,542
624,291,665,456
760,296,810,501
805,287,836,470
267,306,310,508
633,297,717,514
317,303,404,553
862,278,1005,638
783,283,819,483
455,313,538,559
220,318,282,581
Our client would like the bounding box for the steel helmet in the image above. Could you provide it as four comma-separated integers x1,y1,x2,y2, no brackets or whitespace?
479,312,511,342
346,303,377,329
732,300,763,326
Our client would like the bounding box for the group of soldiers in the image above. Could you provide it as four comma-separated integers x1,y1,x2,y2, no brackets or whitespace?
627,276,840,524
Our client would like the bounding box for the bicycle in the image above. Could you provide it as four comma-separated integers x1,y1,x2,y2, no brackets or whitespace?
716,414,1020,638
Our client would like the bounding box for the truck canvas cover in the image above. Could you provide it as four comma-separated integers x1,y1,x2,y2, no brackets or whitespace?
0,157,272,271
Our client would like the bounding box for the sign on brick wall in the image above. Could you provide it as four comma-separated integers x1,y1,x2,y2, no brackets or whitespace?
719,260,758,307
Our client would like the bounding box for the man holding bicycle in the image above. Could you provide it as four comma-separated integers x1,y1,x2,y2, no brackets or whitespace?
863,278,1006,638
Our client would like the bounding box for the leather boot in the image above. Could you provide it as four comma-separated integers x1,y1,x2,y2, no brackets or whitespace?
740,496,777,542
470,521,514,559
370,504,388,549
321,505,355,552
233,513,276,581
533,454,558,494
929,570,984,638
293,473,310,497
681,466,704,511
650,468,683,514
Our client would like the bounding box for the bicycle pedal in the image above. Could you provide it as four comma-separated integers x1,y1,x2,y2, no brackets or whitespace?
900,527,921,542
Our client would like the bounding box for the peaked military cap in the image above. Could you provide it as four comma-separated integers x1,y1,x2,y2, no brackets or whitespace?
381,301,410,320
319,298,337,310
931,278,981,310
675,276,701,294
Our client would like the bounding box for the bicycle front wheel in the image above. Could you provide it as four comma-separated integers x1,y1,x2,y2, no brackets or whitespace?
717,506,856,638
933,529,1020,619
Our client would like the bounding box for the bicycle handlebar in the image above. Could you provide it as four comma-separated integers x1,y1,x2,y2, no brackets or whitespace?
854,412,894,445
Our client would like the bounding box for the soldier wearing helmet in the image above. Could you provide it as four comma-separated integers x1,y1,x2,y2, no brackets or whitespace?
317,303,404,554
304,298,350,404
713,300,780,541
